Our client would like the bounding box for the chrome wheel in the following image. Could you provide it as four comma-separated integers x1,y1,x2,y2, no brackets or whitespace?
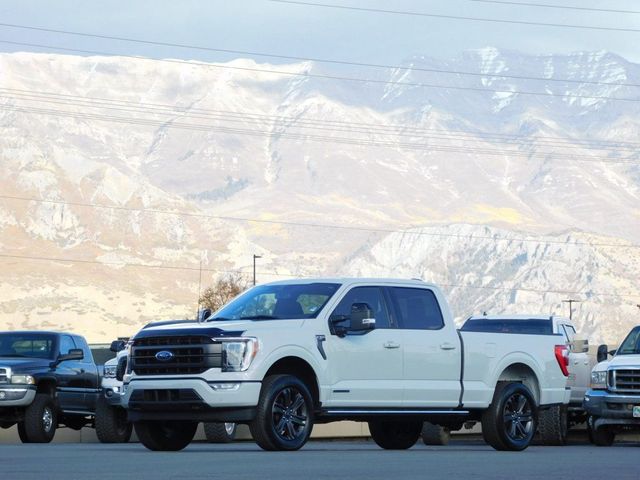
271,387,308,441
42,407,53,433
503,393,533,441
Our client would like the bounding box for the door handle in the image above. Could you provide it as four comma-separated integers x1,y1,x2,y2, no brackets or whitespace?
383,341,400,349
440,343,456,350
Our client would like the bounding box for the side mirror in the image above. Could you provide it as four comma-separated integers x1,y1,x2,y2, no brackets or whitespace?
570,339,589,354
596,344,609,363
329,315,349,338
350,303,376,332
198,308,212,322
110,340,126,353
51,348,84,367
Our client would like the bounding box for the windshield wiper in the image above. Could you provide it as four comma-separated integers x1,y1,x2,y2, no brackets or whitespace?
239,315,279,320
206,317,231,322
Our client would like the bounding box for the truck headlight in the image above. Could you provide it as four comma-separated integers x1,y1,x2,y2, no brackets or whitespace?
11,374,35,385
103,365,117,378
591,371,607,389
217,337,259,372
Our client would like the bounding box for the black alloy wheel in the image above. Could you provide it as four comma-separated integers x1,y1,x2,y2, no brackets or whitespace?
250,374,314,451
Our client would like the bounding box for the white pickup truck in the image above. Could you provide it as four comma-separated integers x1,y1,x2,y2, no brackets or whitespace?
461,315,594,445
584,325,640,446
119,278,571,452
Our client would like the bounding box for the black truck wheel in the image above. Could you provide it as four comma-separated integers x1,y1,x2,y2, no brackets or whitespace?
421,422,451,446
95,396,132,443
134,420,197,451
482,382,536,451
591,425,615,447
537,405,568,446
249,374,314,451
204,422,237,443
19,393,57,443
369,420,422,450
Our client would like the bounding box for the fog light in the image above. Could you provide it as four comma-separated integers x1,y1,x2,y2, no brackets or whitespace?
210,383,241,391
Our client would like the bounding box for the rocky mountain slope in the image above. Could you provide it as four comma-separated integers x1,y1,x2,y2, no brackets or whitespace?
0,48,638,343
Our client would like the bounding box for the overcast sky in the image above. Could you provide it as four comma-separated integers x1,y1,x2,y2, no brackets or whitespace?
1,0,640,65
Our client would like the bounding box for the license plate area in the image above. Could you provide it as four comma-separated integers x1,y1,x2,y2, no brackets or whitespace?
633,406,640,418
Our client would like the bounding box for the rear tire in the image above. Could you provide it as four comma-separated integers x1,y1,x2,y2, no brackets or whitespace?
537,405,568,446
204,422,237,443
95,397,132,443
134,421,197,451
368,420,422,450
421,422,451,446
592,425,615,447
249,375,314,451
481,382,536,451
19,393,57,443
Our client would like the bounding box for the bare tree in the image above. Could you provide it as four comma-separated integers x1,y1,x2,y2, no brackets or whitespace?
199,271,250,313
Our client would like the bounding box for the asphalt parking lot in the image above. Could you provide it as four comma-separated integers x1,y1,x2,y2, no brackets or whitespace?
3,438,639,480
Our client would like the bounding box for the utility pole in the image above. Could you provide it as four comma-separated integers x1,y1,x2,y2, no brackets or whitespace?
562,299,581,320
253,254,262,286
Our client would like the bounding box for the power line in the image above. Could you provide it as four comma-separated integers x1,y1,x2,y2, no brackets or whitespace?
2,194,639,250
0,25,638,89
1,252,638,299
3,102,637,164
469,0,640,15
3,86,639,152
1,38,640,103
3,88,639,156
269,0,640,33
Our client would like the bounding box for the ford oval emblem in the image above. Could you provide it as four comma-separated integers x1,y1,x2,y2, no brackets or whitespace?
155,350,174,362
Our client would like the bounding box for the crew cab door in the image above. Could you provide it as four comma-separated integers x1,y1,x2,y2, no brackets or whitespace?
387,286,462,407
324,286,403,407
55,335,86,411
72,335,100,411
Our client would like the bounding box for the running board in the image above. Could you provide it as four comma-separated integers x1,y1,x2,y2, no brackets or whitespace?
323,409,470,415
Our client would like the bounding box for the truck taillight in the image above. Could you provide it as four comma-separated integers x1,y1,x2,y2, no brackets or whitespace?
554,345,570,377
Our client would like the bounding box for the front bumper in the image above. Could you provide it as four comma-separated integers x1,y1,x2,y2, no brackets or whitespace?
583,389,640,430
0,386,36,407
122,378,261,423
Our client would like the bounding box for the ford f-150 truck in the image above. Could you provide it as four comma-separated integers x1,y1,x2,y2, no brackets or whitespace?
461,315,594,445
584,325,640,446
0,331,100,442
119,278,571,452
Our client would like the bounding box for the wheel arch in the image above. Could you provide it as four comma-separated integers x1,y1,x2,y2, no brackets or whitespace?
35,377,57,397
495,362,541,406
263,356,320,408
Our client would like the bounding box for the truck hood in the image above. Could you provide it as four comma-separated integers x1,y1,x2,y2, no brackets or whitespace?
0,357,51,372
607,354,640,369
134,319,306,340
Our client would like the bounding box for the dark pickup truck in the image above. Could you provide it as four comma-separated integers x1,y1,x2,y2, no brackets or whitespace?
0,331,100,442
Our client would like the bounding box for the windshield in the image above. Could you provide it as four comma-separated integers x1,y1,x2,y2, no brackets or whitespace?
616,327,640,355
211,283,341,321
0,333,56,359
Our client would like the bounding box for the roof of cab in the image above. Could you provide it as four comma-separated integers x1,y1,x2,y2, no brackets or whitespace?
258,277,439,289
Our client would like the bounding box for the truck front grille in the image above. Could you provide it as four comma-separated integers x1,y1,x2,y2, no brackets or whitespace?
131,336,221,376
0,367,8,384
610,369,640,393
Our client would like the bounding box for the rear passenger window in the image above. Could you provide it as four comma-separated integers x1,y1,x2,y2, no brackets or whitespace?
391,288,444,330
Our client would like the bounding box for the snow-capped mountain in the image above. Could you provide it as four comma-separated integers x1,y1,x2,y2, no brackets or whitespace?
0,48,638,344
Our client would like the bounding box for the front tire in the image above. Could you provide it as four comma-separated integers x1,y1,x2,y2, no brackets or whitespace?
368,420,422,450
591,425,615,446
95,397,132,443
19,393,57,443
134,421,197,451
249,374,314,451
482,382,536,451
204,422,237,443
537,405,568,446
421,422,451,446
